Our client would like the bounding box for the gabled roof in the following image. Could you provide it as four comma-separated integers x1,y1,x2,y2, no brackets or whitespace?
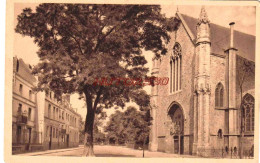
178,13,255,62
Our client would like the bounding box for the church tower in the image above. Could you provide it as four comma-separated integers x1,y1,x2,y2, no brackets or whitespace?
193,6,211,157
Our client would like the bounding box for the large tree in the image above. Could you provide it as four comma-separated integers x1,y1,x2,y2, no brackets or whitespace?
15,4,176,156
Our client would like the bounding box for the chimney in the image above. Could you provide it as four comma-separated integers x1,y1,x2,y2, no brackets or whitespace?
229,22,235,48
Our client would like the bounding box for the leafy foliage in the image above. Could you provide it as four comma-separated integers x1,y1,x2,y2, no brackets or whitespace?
105,106,151,146
15,4,175,110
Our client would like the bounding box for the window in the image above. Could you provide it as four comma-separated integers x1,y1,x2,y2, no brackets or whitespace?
50,92,52,99
46,126,49,137
48,104,51,117
53,128,55,138
170,42,182,93
217,129,222,138
45,90,49,96
29,90,32,100
16,60,19,72
242,94,254,132
215,83,224,108
19,84,23,94
18,104,22,114
53,107,55,119
28,108,32,121
62,111,64,120
56,108,58,119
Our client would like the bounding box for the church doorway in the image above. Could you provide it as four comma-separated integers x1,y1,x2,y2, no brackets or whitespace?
168,103,184,154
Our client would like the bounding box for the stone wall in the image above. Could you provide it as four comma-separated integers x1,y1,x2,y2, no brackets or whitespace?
209,54,226,149
156,20,196,154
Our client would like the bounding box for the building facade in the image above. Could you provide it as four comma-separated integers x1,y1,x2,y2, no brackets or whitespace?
12,57,42,152
12,57,82,153
149,7,255,157
40,92,82,150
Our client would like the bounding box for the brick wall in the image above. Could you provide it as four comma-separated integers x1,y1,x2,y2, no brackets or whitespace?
209,55,226,148
156,21,195,154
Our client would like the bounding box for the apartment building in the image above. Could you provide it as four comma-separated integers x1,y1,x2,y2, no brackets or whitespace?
12,57,82,153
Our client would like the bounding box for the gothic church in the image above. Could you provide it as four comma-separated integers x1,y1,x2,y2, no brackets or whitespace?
149,7,255,157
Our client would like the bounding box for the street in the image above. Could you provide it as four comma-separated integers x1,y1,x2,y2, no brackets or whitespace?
17,145,197,158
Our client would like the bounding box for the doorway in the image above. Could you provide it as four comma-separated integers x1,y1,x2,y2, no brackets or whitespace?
67,134,69,147
17,126,21,144
49,127,52,149
168,103,184,154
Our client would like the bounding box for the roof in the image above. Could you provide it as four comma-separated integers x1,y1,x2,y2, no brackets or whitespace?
13,57,37,85
179,14,255,62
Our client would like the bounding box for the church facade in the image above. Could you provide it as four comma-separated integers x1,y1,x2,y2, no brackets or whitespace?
149,7,255,157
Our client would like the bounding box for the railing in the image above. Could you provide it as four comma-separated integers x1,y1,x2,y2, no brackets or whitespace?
205,146,254,158
61,129,66,134
17,115,28,124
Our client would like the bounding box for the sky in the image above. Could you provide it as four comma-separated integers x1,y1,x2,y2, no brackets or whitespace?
13,3,256,122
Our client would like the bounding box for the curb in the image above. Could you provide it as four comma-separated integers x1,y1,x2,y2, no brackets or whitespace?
17,147,84,156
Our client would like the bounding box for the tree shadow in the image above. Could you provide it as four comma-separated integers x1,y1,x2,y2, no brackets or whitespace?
61,154,136,157
95,154,136,157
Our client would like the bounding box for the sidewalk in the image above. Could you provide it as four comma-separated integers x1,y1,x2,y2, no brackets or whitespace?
16,145,198,158
16,146,84,156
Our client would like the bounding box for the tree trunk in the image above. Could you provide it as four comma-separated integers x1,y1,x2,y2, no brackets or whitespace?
82,131,95,156
82,89,96,157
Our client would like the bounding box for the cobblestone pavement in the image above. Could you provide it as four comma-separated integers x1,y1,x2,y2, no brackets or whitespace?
17,145,198,158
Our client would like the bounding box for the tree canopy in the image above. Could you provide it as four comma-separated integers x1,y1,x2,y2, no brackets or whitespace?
105,106,151,145
16,4,175,110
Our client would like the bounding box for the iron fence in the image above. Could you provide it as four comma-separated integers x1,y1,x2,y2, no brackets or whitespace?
205,146,254,158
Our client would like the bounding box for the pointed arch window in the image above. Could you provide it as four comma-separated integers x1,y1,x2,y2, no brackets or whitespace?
170,42,182,93
242,94,254,132
215,83,224,108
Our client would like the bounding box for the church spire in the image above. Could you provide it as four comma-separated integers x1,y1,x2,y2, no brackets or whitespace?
196,6,210,44
198,6,210,25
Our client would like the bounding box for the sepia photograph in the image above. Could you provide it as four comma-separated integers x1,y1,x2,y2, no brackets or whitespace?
4,0,259,162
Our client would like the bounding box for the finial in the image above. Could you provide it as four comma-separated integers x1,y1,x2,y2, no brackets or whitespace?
198,6,210,25
176,6,179,13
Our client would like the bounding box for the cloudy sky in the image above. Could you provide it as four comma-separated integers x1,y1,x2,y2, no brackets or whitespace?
14,3,256,121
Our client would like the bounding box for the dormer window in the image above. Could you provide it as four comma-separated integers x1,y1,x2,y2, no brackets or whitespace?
16,60,19,72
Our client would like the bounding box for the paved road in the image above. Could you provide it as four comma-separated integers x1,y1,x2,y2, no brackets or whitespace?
18,145,197,158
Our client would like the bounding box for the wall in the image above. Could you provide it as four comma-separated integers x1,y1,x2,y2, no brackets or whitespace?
209,54,226,149
156,20,196,154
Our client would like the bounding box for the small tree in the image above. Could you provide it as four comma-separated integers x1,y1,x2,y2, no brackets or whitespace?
15,4,175,156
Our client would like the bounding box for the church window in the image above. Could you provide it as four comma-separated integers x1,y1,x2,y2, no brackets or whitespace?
215,83,224,108
217,129,222,138
242,94,254,132
170,42,182,93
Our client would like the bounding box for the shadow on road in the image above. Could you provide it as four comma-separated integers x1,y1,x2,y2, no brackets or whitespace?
62,154,136,157
95,154,135,157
